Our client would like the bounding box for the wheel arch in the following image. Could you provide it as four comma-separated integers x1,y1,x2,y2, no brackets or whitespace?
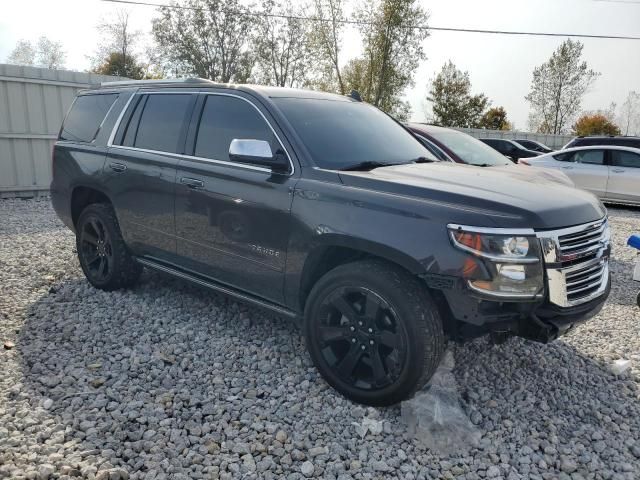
297,234,426,312
70,185,112,227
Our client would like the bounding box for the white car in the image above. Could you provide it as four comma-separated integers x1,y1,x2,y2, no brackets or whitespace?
519,145,640,206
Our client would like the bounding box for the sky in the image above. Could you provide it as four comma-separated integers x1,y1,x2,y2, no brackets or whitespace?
1,0,639,129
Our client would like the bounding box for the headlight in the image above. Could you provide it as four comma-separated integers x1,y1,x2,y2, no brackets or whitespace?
448,225,544,299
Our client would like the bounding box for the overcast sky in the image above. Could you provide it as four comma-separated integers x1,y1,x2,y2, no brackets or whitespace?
1,0,639,128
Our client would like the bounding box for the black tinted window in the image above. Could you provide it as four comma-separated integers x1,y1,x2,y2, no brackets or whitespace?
195,95,278,163
612,150,640,168
60,94,118,143
134,94,192,153
273,98,430,169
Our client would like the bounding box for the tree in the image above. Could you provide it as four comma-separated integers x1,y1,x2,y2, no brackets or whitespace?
94,11,141,68
7,40,36,66
525,39,599,134
619,91,640,136
93,52,145,79
479,106,511,130
310,0,346,94
7,37,66,69
345,0,429,119
253,0,312,87
152,0,255,83
572,113,621,136
427,61,489,128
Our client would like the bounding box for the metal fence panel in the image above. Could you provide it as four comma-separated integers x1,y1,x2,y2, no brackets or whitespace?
457,127,573,150
0,64,124,197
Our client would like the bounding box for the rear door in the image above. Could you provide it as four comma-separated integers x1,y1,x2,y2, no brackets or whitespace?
106,91,196,261
554,149,609,198
606,149,640,204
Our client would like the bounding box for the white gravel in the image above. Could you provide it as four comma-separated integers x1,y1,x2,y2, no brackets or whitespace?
1,197,639,479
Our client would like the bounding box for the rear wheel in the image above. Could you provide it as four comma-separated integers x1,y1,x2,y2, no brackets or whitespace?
76,203,142,291
304,259,445,406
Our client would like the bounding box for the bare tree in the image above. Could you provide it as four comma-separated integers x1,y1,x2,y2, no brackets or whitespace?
35,37,66,70
253,0,312,87
310,0,346,94
525,39,599,134
619,91,640,136
152,0,255,83
7,40,36,66
93,10,142,71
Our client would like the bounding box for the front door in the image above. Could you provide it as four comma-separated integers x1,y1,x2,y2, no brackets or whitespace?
106,92,196,260
606,149,640,204
558,149,609,198
174,93,297,304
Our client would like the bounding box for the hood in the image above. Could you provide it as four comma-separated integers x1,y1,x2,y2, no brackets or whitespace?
338,162,605,230
492,164,575,187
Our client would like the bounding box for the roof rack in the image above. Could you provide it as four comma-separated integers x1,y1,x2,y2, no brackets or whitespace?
99,77,215,88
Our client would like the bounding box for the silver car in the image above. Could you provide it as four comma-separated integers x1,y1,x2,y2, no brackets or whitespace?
519,145,640,206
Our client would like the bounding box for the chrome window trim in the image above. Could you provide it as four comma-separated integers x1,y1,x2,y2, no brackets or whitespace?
107,90,295,176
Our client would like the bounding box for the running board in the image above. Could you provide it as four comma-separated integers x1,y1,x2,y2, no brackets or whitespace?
135,257,299,320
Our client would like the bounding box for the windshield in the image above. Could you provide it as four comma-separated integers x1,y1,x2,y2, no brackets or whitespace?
427,129,511,166
273,98,435,169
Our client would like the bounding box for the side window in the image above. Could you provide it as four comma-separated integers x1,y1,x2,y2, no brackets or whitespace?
573,150,605,165
194,95,280,164
611,150,640,168
553,152,574,162
133,94,193,153
122,96,147,147
60,93,118,143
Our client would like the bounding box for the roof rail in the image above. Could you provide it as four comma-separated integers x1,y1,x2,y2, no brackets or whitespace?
99,77,215,88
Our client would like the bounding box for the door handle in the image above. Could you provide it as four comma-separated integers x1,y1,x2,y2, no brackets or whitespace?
561,165,574,169
109,162,127,173
180,177,205,189
612,168,625,173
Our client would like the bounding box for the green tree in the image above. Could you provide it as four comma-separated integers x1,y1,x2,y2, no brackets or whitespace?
7,37,66,70
253,0,312,87
572,113,621,136
152,0,255,82
480,106,511,130
427,61,489,128
93,52,145,79
525,39,599,134
345,0,429,119
309,0,346,93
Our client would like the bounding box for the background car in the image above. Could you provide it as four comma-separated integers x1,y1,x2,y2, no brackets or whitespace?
519,145,640,205
513,139,553,153
406,124,573,186
480,138,541,162
563,135,640,150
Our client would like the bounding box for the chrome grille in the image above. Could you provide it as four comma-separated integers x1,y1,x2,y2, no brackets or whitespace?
537,219,610,307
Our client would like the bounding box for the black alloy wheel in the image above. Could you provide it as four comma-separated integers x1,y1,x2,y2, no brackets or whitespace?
80,216,113,283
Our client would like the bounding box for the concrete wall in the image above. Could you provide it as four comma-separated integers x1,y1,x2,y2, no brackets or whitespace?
0,64,124,197
457,127,574,150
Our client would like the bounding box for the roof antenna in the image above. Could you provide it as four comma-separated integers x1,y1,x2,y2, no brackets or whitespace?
348,90,362,102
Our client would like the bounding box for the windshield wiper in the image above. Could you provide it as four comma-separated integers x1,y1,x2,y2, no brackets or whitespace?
411,156,438,164
342,161,397,171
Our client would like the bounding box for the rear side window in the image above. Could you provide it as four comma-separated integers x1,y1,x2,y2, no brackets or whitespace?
60,94,118,143
611,150,640,168
133,94,193,153
194,95,279,163
574,150,605,165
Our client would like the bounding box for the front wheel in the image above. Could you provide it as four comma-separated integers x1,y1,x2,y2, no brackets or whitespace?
304,259,445,406
76,203,142,291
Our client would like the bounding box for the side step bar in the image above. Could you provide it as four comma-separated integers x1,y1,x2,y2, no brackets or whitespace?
135,257,300,320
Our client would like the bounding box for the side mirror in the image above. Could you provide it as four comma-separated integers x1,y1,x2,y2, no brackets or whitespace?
229,139,288,172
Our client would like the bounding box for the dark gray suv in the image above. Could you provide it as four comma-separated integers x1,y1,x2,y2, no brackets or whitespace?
51,79,611,405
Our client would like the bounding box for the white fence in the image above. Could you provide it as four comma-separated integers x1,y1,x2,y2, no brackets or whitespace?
0,64,123,198
457,127,573,150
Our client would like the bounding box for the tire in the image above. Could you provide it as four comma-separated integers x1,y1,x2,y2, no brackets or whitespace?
637,291,640,309
75,203,142,291
304,259,445,406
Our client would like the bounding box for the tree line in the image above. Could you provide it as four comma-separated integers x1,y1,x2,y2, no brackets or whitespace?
4,0,640,135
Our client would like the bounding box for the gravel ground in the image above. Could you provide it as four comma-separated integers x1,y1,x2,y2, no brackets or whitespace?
1,198,639,480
